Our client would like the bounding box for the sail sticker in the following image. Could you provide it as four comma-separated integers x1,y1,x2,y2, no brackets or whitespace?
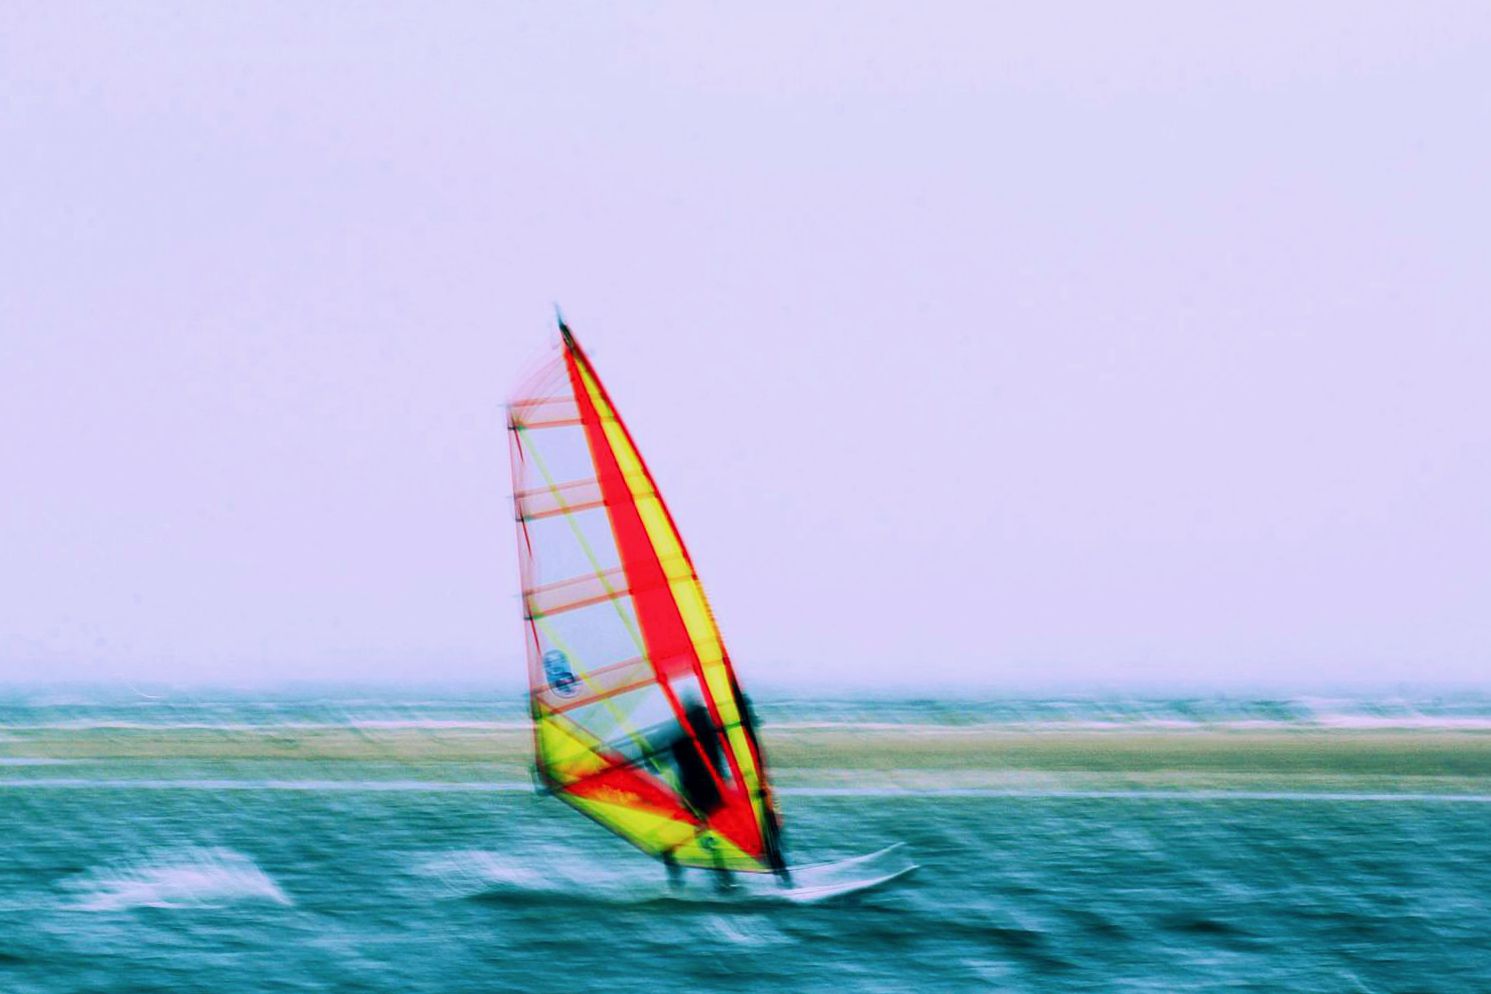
542,649,580,697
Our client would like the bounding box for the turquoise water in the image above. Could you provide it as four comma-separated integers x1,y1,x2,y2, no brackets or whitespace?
7,684,1491,729
3,691,1490,992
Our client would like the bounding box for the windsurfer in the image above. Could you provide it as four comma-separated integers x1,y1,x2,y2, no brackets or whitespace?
661,700,733,889
669,700,725,818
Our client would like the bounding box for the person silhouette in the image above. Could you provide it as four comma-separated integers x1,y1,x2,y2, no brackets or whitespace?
670,700,725,818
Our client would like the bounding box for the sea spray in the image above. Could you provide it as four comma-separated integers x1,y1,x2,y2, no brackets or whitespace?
64,847,292,911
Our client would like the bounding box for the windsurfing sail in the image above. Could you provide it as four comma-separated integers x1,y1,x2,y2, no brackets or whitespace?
507,318,786,874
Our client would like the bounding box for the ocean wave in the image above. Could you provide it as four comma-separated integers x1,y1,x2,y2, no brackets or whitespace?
415,848,649,903
777,786,1491,802
412,846,912,907
4,778,532,791
7,691,1491,734
64,847,292,911
8,776,1491,801
763,694,1491,731
770,718,1491,733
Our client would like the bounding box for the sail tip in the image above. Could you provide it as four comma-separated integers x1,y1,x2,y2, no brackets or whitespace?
553,303,575,350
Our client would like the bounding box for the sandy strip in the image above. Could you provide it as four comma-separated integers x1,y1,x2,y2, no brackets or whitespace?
3,726,1491,782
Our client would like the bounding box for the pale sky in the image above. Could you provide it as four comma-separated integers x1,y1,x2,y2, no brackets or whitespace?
2,4,1489,689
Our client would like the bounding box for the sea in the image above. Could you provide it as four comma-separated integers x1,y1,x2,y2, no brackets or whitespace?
2,686,1490,993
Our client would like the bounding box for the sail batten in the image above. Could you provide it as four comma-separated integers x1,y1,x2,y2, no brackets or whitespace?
524,567,631,619
507,320,783,874
514,478,606,521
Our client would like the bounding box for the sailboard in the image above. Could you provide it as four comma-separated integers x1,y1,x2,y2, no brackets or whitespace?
506,315,914,896
660,844,917,904
507,317,788,877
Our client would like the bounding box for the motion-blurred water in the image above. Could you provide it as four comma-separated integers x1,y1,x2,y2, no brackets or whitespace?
7,685,1491,730
2,691,1489,992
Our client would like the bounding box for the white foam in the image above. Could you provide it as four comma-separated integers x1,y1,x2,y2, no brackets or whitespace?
413,846,912,907
418,849,560,897
66,847,293,911
416,847,658,902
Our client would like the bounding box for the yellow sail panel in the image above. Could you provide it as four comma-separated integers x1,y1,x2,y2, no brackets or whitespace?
535,710,608,784
668,830,763,872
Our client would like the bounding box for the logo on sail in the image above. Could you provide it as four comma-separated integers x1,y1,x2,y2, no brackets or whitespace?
542,649,579,697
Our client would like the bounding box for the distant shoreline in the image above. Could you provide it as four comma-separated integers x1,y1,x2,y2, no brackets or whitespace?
8,688,1491,795
4,725,1491,794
